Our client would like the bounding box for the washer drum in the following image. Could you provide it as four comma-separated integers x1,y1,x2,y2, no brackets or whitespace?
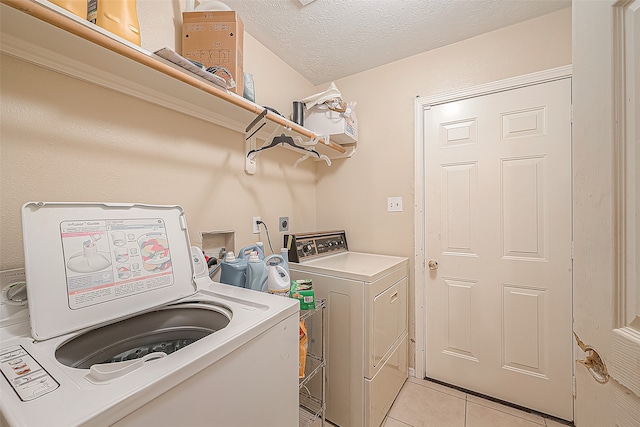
55,302,231,369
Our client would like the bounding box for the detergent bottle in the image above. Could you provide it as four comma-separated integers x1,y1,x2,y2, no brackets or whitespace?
49,0,87,19
245,251,267,292
238,243,264,260
264,254,286,269
262,254,287,291
280,248,290,275
219,251,247,287
256,242,265,259
96,0,141,46
266,264,290,297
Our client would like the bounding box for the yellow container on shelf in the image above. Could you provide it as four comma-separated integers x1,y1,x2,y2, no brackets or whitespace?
49,0,88,19
96,0,141,46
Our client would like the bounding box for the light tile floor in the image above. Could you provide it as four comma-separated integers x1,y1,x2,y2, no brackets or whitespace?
382,377,571,427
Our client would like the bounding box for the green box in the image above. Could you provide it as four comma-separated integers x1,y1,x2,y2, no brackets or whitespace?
290,279,315,310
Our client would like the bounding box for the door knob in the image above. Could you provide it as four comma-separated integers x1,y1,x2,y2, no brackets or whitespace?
428,260,439,270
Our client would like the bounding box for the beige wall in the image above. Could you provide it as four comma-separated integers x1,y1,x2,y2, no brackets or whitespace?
0,3,317,270
0,4,571,371
317,8,572,368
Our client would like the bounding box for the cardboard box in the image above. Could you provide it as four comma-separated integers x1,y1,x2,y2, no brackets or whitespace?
182,11,244,94
304,107,358,144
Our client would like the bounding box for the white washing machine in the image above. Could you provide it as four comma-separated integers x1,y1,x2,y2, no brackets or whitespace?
286,231,409,427
0,202,299,427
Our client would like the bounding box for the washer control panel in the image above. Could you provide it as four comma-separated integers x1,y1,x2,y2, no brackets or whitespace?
284,231,348,262
0,345,59,401
1,268,29,328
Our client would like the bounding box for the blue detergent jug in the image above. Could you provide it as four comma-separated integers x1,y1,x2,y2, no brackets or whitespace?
219,251,246,287
245,251,267,292
239,243,265,260
219,243,265,288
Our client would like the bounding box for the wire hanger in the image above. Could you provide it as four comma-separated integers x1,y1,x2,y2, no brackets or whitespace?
244,110,331,175
247,133,322,159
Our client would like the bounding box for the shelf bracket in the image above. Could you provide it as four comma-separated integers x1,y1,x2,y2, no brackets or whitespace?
244,110,269,175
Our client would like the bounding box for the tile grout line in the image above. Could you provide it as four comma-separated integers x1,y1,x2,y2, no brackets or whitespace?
387,414,413,427
395,378,572,427
464,392,469,427
465,398,547,426
420,378,551,426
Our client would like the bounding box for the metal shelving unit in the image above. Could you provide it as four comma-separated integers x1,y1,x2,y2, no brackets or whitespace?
299,298,325,427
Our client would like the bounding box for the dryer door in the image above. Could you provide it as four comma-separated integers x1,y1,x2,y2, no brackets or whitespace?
369,273,407,376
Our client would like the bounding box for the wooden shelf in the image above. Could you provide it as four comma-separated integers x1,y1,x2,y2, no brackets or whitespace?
0,0,352,160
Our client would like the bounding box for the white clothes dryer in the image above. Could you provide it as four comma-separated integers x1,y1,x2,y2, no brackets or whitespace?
286,231,408,427
0,202,299,427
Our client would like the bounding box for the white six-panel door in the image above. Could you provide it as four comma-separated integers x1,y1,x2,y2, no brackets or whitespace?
424,78,573,420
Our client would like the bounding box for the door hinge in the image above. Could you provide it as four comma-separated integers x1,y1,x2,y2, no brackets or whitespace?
572,376,577,397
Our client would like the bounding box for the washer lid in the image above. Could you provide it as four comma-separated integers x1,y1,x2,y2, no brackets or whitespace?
22,202,197,341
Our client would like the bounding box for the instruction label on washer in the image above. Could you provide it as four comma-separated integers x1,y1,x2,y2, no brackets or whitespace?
60,218,175,309
0,345,59,401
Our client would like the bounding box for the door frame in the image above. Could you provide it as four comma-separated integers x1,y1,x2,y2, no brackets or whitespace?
412,65,573,382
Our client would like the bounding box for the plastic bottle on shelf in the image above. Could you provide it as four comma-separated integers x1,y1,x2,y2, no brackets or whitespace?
49,0,87,19
266,264,290,297
96,0,141,46
245,251,267,292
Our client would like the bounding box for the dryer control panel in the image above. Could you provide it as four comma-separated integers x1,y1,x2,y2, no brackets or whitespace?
284,231,348,262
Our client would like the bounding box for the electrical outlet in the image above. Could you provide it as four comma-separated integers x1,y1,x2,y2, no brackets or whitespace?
252,216,261,234
279,216,289,232
388,197,403,212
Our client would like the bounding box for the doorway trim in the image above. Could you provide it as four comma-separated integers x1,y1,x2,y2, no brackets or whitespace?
413,65,573,379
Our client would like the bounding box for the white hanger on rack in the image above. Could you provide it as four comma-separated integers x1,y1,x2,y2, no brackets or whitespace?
294,151,331,168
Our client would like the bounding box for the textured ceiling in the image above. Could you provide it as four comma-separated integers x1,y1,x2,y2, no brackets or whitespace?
221,0,571,85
